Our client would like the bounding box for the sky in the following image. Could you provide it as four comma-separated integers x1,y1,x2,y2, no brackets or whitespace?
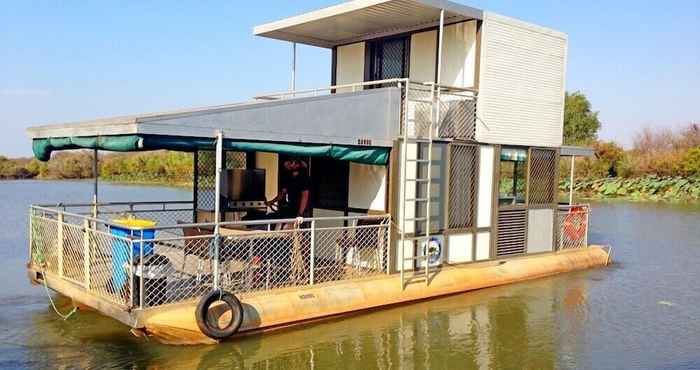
1,0,699,157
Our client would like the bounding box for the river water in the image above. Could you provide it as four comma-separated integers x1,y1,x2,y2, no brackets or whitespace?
1,180,699,370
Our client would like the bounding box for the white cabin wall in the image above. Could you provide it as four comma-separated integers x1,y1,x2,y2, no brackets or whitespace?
336,42,366,92
348,163,387,211
255,152,278,201
440,21,477,88
476,12,567,147
409,30,437,83
408,22,478,88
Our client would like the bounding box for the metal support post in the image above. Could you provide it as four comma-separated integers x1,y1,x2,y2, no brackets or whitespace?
569,156,575,205
139,232,144,309
92,149,98,219
57,212,64,277
213,131,223,289
437,9,445,86
309,219,315,285
83,218,91,289
291,42,297,94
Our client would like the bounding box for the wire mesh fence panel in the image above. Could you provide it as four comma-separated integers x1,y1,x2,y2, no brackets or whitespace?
87,229,133,306
314,222,390,282
226,151,247,169
196,150,217,212
30,206,392,310
142,234,215,308
196,150,246,214
448,143,479,229
557,206,590,250
406,85,434,138
62,223,87,284
437,92,477,140
528,148,559,206
29,215,60,276
217,228,313,294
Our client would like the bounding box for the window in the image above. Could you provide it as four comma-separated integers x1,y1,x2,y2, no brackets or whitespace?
448,143,479,229
366,36,410,82
498,148,528,206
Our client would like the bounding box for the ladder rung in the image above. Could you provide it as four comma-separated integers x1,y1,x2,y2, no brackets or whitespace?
404,217,427,222
406,159,430,163
405,198,429,203
405,138,432,143
406,178,429,183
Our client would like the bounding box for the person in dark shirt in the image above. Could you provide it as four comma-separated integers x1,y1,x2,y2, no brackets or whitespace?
267,158,311,223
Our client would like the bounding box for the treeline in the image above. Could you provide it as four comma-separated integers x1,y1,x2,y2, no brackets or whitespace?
0,151,193,185
562,123,700,201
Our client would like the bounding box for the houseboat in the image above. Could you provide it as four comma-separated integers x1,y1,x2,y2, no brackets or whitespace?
26,0,611,345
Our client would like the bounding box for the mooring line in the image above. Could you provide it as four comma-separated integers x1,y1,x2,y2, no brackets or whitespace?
41,272,77,320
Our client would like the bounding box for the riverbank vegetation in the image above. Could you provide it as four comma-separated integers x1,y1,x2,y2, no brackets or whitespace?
0,151,193,186
560,92,700,201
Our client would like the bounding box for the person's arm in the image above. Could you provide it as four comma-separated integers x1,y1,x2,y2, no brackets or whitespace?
267,188,287,206
297,190,310,217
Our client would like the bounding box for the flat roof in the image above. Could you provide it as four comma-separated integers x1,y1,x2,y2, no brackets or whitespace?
254,0,483,48
560,146,595,158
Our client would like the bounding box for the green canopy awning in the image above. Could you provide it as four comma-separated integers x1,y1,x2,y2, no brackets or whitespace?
33,135,390,166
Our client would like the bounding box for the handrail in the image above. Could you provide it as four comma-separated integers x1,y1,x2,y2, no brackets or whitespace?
253,78,409,100
30,204,389,232
34,200,194,208
253,78,480,101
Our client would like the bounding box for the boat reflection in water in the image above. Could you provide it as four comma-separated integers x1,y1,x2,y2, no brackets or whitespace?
27,272,593,370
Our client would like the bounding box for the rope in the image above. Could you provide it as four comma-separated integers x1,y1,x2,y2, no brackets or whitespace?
41,272,78,320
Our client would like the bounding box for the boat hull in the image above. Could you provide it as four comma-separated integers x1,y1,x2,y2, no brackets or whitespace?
141,246,611,345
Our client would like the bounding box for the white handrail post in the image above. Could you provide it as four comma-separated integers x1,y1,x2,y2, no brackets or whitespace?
57,212,64,277
291,42,297,95
28,208,33,265
92,149,98,219
213,131,223,290
83,218,91,289
139,231,145,308
128,238,134,308
309,219,315,285
569,156,575,205
437,9,445,86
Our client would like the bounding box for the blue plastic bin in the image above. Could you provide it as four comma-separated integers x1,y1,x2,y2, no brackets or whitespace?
111,219,157,291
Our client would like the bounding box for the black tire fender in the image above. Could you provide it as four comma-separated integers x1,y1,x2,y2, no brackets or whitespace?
195,289,244,340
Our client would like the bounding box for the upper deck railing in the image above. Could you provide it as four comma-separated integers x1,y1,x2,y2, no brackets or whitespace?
254,79,479,141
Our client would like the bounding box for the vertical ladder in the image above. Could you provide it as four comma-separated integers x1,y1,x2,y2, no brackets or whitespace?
399,83,437,289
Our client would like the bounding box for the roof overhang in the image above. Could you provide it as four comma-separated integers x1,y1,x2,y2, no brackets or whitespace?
560,146,595,158
253,0,483,48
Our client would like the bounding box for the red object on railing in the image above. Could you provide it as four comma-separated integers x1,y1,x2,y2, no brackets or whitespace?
563,206,587,241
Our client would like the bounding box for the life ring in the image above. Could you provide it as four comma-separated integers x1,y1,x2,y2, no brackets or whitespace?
563,207,587,241
195,289,244,340
422,237,443,266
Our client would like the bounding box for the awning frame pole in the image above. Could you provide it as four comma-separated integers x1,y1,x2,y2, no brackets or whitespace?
436,9,445,86
569,156,575,205
213,131,223,289
291,42,297,95
92,148,98,219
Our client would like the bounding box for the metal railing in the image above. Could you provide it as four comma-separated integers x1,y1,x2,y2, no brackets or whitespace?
254,79,478,141
29,204,390,310
557,204,590,250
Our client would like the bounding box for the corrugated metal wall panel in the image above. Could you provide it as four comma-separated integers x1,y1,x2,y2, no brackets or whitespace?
476,12,567,148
